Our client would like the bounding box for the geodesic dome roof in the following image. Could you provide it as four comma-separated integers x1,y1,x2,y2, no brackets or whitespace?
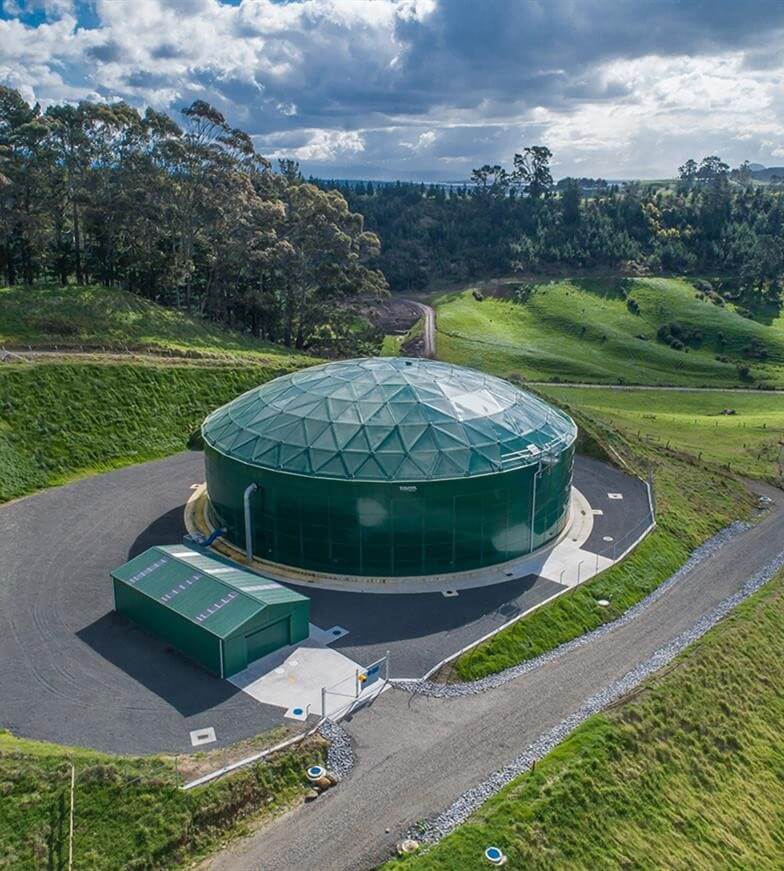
202,357,576,482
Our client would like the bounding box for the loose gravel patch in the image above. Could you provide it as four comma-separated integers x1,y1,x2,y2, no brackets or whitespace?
408,547,784,844
397,521,752,699
318,719,354,780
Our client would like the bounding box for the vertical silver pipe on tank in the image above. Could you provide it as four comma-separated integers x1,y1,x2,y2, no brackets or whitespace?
243,483,259,562
530,456,543,552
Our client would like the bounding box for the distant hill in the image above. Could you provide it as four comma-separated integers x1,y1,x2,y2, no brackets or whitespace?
750,166,784,182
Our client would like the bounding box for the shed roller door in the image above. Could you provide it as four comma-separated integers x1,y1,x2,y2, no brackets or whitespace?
246,619,290,661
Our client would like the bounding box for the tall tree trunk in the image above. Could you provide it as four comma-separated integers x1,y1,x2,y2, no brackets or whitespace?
72,197,83,284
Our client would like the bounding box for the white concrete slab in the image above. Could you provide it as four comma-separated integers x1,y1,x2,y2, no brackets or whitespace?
544,548,613,588
230,645,366,718
309,624,349,645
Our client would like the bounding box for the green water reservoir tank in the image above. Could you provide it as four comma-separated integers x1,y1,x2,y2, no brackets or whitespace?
202,358,576,578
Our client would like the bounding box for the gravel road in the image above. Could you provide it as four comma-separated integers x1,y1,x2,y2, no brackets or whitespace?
209,481,784,871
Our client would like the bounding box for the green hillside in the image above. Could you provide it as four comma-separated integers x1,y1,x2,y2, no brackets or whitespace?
0,727,323,870
0,363,300,503
0,285,317,366
391,571,784,870
541,386,784,483
435,277,784,387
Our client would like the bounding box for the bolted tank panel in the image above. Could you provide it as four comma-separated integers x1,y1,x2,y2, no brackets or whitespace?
202,358,577,578
204,439,574,577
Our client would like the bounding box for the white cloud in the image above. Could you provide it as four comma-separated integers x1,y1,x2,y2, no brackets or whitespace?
2,0,784,178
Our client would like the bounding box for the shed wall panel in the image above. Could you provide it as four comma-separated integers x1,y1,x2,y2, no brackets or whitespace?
113,579,222,675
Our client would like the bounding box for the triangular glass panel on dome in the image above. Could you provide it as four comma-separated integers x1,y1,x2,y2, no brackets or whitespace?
303,415,332,445
332,421,362,448
220,428,258,453
363,423,394,450
243,403,282,429
375,428,406,455
352,380,382,402
204,418,234,442
250,437,278,463
316,454,349,478
263,418,307,447
230,438,260,463
408,425,439,455
462,417,500,446
362,402,396,426
395,455,429,480
308,447,340,472
280,446,312,474
277,393,325,418
374,382,410,402
374,450,403,479
398,423,428,451
326,382,357,402
353,454,387,481
355,400,385,423
412,449,440,477
432,451,467,478
342,450,372,476
343,427,373,453
396,402,432,425
431,424,470,449
311,424,340,451
444,446,474,474
254,442,281,468
468,452,496,475
387,401,416,425
332,402,363,424
325,397,352,420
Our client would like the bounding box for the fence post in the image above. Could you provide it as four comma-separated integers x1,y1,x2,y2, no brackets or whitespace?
68,762,75,871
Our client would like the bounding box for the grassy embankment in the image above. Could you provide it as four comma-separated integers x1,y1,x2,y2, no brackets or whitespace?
390,569,784,870
0,285,319,502
0,728,325,870
435,276,784,388
0,284,315,365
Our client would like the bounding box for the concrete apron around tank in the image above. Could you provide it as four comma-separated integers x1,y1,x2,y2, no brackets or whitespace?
185,483,601,595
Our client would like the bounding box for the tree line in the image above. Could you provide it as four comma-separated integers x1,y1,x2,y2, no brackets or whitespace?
323,150,784,304
3,82,782,349
0,87,386,351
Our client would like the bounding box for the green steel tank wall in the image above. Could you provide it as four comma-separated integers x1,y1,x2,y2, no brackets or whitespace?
204,442,574,577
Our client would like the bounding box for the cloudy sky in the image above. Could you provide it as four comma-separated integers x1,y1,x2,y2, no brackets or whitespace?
3,0,784,181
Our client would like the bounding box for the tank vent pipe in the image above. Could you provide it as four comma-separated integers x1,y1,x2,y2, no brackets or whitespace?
243,483,259,562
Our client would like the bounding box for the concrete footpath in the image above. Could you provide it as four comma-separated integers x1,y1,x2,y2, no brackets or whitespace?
208,482,784,871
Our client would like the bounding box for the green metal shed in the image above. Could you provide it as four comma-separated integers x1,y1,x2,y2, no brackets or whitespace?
111,546,309,677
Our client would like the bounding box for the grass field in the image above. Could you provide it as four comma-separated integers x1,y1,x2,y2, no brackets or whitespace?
0,363,296,502
434,277,784,387
0,729,324,870
450,409,756,681
390,569,784,870
541,386,784,483
0,285,317,366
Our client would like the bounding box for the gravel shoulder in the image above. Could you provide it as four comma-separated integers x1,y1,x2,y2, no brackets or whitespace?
209,481,784,871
